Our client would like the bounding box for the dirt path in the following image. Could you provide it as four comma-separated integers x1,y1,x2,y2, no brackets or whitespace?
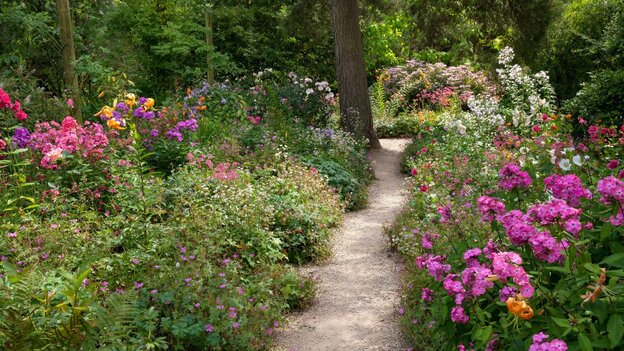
275,139,409,351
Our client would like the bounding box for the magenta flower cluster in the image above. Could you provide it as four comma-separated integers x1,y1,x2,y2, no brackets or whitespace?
544,174,592,207
597,176,624,225
498,163,532,190
450,305,469,324
528,199,582,236
29,117,109,169
477,196,506,222
529,332,568,351
491,252,534,297
416,254,451,281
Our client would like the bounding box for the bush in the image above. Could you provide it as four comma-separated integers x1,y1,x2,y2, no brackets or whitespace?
564,69,624,129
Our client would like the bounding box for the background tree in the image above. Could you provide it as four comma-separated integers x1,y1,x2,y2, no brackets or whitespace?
56,0,81,121
331,0,381,148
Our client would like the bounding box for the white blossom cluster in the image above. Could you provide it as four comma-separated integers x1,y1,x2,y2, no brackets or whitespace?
495,47,556,123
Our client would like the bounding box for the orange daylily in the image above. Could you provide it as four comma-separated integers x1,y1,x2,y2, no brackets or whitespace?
506,294,534,320
581,268,607,306
107,118,126,130
143,98,155,111
94,106,114,119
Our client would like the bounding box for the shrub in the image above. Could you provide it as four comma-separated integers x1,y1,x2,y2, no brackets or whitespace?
564,69,624,129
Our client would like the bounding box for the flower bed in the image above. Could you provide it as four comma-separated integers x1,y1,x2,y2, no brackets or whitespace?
0,71,368,350
389,48,624,351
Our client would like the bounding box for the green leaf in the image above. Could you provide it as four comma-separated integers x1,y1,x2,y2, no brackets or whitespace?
544,266,570,273
591,300,608,324
579,332,593,351
551,317,571,328
600,253,624,268
607,314,623,348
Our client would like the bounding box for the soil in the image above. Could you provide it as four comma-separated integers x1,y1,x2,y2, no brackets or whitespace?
275,139,410,351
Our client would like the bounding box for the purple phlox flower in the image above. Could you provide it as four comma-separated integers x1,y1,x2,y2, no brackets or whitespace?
450,306,469,324
498,163,532,190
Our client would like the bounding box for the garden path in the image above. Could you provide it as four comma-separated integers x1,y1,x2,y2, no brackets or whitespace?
276,138,409,350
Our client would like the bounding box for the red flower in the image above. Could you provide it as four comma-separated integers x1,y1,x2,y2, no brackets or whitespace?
419,184,429,192
0,89,11,109
531,125,541,133
411,168,418,176
607,160,620,169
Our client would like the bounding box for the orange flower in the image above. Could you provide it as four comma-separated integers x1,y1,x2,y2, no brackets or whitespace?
519,304,534,320
143,98,155,111
581,268,607,306
506,294,533,320
107,118,126,130
94,106,114,119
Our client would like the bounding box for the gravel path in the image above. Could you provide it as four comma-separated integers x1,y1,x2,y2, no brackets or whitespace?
275,139,409,351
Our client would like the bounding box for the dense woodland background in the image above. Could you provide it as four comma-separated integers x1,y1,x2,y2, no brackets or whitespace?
1,0,622,124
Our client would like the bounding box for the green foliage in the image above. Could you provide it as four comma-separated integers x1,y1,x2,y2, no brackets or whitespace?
539,0,624,101
564,69,624,128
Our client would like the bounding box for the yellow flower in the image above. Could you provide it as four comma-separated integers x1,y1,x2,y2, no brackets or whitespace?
125,93,136,108
143,98,155,111
107,118,126,130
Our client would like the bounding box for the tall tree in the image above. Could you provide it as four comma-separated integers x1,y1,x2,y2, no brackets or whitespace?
331,0,381,148
56,0,81,121
205,7,215,84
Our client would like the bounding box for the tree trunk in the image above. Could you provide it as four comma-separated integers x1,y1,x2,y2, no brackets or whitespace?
56,0,81,122
331,0,380,149
205,8,215,84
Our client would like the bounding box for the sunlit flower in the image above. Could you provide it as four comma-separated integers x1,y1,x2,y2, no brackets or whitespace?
107,118,126,130
125,93,136,108
143,98,155,110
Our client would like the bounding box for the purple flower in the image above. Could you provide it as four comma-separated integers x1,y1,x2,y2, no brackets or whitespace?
116,102,130,114
462,248,482,267
205,324,213,333
498,163,532,190
544,174,592,207
421,288,434,302
499,286,517,302
12,128,30,148
232,322,240,329
450,306,469,324
477,196,506,222
529,332,568,351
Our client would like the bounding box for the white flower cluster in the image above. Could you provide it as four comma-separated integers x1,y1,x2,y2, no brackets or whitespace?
438,95,505,138
495,47,555,124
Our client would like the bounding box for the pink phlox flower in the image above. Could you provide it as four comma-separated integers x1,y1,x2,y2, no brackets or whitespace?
498,163,532,190
450,306,469,324
529,332,568,351
496,210,537,245
477,196,506,222
544,174,592,207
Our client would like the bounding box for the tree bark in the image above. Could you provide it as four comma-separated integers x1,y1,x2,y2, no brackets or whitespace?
56,0,81,122
205,8,215,84
331,0,380,149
